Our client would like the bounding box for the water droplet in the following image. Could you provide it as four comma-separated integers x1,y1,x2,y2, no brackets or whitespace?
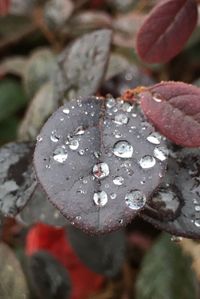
122,102,132,112
171,236,183,242
114,113,129,125
113,130,122,138
63,108,70,114
94,151,101,158
119,219,123,224
139,155,156,169
113,176,124,186
69,139,79,150
147,132,161,144
194,219,200,227
53,146,68,163
152,188,180,216
93,191,108,207
37,135,43,142
195,205,200,212
152,93,162,102
106,98,115,108
75,216,81,221
93,163,109,179
79,149,85,155
83,179,87,184
50,131,60,143
154,147,168,161
113,141,133,158
74,126,85,135
125,190,146,210
110,193,116,199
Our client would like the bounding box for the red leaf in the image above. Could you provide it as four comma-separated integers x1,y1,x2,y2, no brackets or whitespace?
140,81,200,147
0,0,10,16
26,223,104,299
136,0,198,63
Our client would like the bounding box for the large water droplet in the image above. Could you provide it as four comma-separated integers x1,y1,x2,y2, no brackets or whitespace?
113,176,124,185
69,139,79,150
154,147,168,161
147,132,161,145
93,191,108,207
53,146,68,163
114,113,129,125
93,163,109,179
125,190,146,210
113,141,133,158
139,155,156,169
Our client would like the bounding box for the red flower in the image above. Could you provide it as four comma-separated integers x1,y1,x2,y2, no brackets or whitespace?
26,223,104,299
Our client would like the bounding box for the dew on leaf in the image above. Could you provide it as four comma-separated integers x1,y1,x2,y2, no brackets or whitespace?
114,113,129,125
93,191,108,207
154,147,168,161
113,176,124,186
113,140,133,158
125,190,146,210
93,163,109,179
147,132,161,145
53,147,68,163
139,155,156,169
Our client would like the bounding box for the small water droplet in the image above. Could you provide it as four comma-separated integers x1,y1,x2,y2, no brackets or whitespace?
113,130,122,138
106,98,115,108
50,130,60,142
195,205,200,212
74,126,85,135
83,179,87,184
194,219,200,227
93,191,108,207
94,151,101,158
110,193,116,199
79,149,85,155
171,236,183,242
75,216,81,221
53,146,68,163
122,102,132,112
119,219,123,224
139,155,156,169
132,113,137,117
154,147,168,161
147,132,161,144
69,139,79,150
113,140,133,158
63,108,70,114
114,113,129,125
37,135,43,142
113,176,124,186
125,190,146,210
93,163,109,179
152,93,162,102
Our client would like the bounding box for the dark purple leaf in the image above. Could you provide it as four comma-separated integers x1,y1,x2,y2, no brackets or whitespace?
27,251,71,299
0,142,37,217
54,29,112,103
141,146,200,239
34,96,167,234
140,82,200,147
67,226,125,277
19,185,67,226
136,0,198,63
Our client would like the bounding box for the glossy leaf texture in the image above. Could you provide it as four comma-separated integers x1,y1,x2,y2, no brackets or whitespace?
54,29,112,103
67,225,125,277
136,0,198,63
136,234,198,299
140,82,200,147
0,242,29,299
0,142,37,217
141,146,200,239
27,251,71,299
34,96,167,234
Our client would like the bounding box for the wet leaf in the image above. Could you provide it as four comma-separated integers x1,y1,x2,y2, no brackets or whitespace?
54,29,112,103
136,0,198,63
0,142,37,217
136,234,198,299
27,251,71,299
0,242,29,299
23,48,57,98
20,185,67,226
67,225,125,277
0,78,27,122
34,96,167,234
140,81,200,147
18,82,58,141
141,147,200,239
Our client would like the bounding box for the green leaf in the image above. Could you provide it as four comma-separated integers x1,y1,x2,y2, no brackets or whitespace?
0,78,27,122
136,234,198,299
0,117,19,144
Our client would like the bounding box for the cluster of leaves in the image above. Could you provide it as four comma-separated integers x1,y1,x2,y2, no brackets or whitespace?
1,0,200,298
